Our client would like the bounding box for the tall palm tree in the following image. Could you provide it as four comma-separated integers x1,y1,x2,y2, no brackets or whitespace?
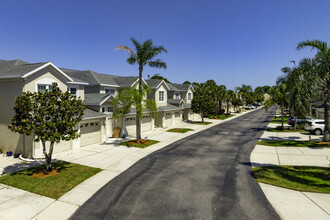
265,83,289,128
116,38,167,142
297,40,330,141
225,90,235,114
216,85,227,114
235,84,252,104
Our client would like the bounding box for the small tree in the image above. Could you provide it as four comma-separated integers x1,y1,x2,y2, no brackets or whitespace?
232,97,243,112
112,85,157,140
8,83,85,171
191,83,216,122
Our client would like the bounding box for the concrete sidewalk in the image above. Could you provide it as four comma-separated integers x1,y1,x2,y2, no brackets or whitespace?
0,109,255,220
251,123,330,220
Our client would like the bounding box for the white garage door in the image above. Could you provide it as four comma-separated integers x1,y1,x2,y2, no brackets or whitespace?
165,112,172,127
125,116,136,135
142,115,152,132
174,112,181,124
80,121,101,147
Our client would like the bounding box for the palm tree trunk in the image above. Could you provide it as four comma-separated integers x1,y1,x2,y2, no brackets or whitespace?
281,106,284,128
136,65,143,143
323,81,330,141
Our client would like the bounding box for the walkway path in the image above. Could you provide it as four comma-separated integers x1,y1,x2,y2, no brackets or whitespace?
250,124,330,220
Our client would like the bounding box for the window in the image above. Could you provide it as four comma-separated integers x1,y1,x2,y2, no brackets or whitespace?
188,93,192,100
107,107,113,113
102,107,105,113
175,93,180,99
105,89,115,95
159,91,164,102
69,87,77,96
38,85,53,93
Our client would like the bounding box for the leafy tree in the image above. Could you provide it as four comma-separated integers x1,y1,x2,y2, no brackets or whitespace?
8,83,85,171
150,73,171,84
116,38,167,143
112,85,157,138
297,40,330,141
192,82,200,87
183,81,191,84
191,82,216,122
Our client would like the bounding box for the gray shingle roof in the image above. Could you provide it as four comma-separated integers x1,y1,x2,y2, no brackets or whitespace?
82,108,106,120
167,83,181,91
113,76,138,87
145,79,163,89
183,103,191,109
172,83,192,91
83,93,113,105
168,99,184,106
0,59,47,78
158,104,182,111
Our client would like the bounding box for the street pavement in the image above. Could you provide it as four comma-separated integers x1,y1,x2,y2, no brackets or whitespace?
70,107,280,220
0,107,329,220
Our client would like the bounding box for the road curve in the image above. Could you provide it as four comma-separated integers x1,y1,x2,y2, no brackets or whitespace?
71,107,280,220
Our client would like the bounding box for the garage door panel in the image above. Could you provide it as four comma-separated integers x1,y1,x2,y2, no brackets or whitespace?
80,121,100,147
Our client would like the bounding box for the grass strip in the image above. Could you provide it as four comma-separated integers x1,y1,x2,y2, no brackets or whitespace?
0,161,101,199
253,166,330,193
265,128,306,133
119,139,159,148
167,128,194,133
270,116,289,124
257,140,330,148
191,121,212,125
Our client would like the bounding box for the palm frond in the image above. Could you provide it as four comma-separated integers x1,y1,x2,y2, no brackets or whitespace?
115,46,137,57
148,60,167,69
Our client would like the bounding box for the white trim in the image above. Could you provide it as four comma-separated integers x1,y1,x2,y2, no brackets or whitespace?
187,85,195,92
67,81,89,85
0,75,23,79
100,84,120,87
22,62,73,82
131,78,147,87
35,78,58,92
82,116,106,120
156,80,170,90
100,94,115,105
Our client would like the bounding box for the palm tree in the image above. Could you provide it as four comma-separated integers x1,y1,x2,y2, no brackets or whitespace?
265,84,288,128
216,85,227,114
116,38,167,142
224,90,235,114
297,40,330,141
235,84,252,104
112,85,157,138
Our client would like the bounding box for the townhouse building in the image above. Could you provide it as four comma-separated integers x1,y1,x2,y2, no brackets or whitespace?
0,59,200,158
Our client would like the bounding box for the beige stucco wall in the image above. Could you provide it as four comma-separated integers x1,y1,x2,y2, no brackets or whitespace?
0,79,33,156
155,85,167,107
24,66,68,92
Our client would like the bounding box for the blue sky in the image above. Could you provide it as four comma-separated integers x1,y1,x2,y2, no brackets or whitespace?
1,0,329,90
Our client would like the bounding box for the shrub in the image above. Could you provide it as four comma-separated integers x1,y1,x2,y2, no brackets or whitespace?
275,126,286,131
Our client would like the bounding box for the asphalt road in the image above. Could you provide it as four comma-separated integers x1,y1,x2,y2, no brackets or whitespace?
71,107,280,220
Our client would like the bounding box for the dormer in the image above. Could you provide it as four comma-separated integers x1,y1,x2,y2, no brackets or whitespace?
146,79,171,107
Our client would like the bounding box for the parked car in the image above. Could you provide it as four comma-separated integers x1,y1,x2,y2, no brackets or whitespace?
288,116,313,126
244,105,256,110
304,119,325,135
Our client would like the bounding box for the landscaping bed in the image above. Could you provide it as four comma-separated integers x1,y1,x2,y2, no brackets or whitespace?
253,165,330,193
0,161,101,199
167,128,193,133
257,140,330,148
119,139,159,148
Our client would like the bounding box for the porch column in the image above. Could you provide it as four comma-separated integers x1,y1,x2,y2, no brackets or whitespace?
162,112,165,127
172,112,175,126
72,123,80,150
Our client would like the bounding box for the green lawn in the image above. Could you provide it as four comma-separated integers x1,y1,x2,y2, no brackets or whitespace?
271,116,289,124
257,140,330,148
191,121,212,125
167,128,194,133
265,128,305,132
253,166,330,193
119,139,159,148
0,161,101,199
